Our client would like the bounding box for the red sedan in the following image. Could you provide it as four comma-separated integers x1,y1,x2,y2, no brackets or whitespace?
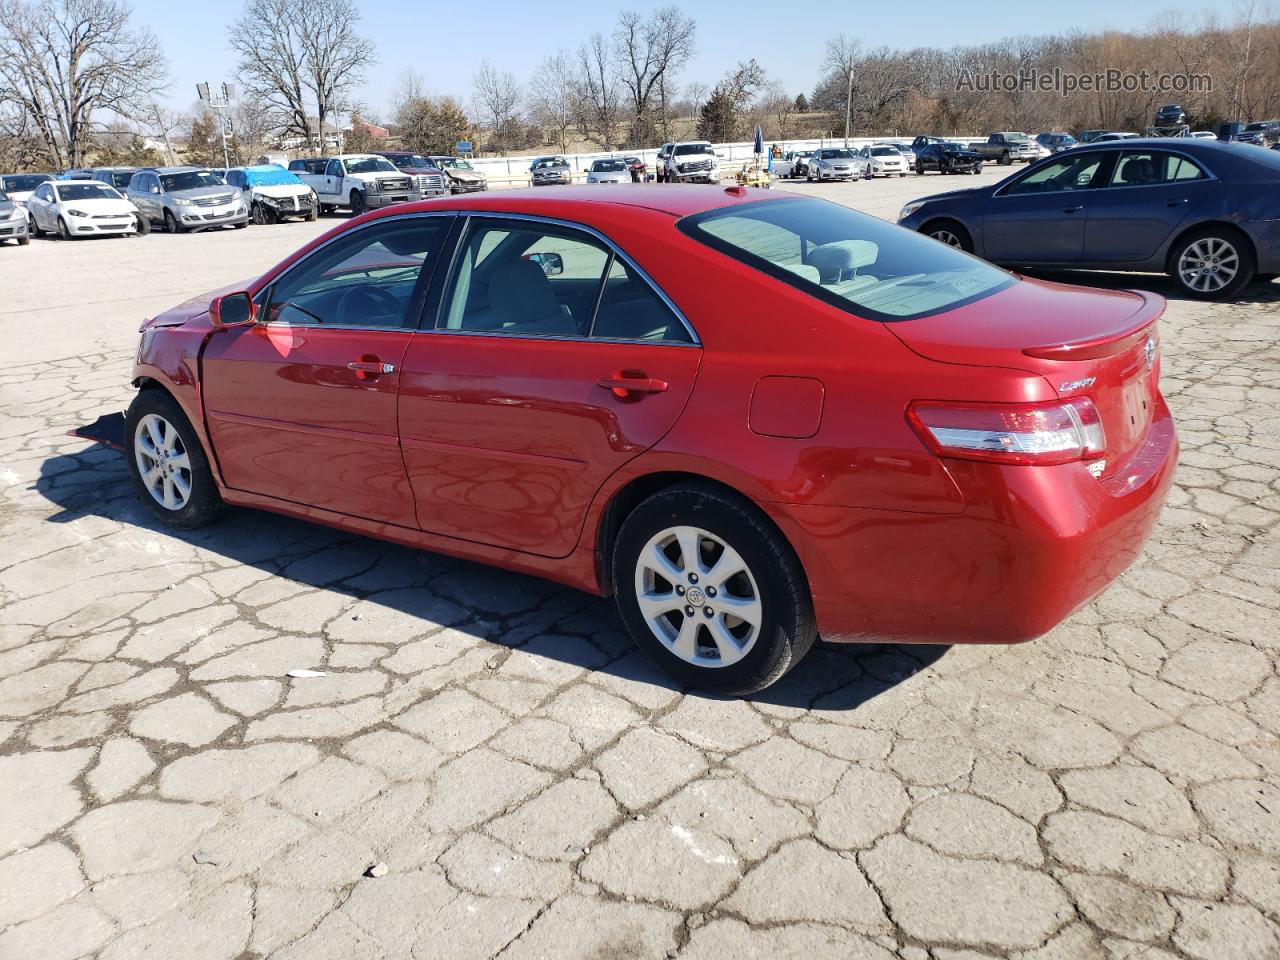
115,186,1177,693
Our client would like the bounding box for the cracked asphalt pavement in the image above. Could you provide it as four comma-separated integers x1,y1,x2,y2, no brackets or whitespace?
2,175,1279,959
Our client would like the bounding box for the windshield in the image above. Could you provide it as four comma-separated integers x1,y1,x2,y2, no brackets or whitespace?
160,171,224,192
533,158,565,169
871,147,899,156
2,174,52,192
1003,133,1031,141
679,197,1014,322
674,143,712,156
346,157,398,174
592,160,627,171
245,167,305,187
388,154,431,168
433,157,471,169
819,149,852,160
56,183,119,201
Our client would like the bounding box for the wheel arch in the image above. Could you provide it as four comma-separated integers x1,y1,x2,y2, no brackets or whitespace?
1162,219,1257,275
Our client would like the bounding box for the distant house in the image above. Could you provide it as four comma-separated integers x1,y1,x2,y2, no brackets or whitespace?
349,121,390,140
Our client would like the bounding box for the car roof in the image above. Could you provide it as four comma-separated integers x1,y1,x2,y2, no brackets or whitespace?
149,166,203,174
400,184,784,218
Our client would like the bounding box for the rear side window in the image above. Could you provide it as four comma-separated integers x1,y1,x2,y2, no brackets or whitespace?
1109,151,1206,186
679,197,1014,322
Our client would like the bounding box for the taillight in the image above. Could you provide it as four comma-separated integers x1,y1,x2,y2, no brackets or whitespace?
907,398,1106,466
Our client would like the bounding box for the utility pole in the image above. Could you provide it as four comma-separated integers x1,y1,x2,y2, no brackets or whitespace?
197,82,236,168
843,68,853,148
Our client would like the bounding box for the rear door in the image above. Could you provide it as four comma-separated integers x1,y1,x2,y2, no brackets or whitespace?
397,215,701,558
1082,149,1217,263
982,151,1109,262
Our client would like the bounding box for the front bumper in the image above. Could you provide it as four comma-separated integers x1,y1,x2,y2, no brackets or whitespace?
257,194,317,219
67,215,137,235
178,204,248,229
365,191,420,208
770,400,1178,645
0,217,29,238
671,171,718,182
815,167,855,180
532,175,571,186
450,180,487,193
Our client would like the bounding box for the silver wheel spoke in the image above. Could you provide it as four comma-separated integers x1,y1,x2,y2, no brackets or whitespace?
644,542,684,584
162,475,178,509
143,465,162,489
637,590,682,621
135,413,191,511
707,618,745,665
169,452,190,472
704,542,748,589
716,592,763,627
674,528,703,576
671,615,700,662
145,417,163,450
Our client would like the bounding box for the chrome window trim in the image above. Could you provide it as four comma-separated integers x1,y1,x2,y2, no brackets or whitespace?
253,210,459,331
426,210,701,346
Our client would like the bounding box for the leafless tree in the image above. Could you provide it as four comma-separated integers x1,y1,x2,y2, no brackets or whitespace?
685,81,709,119
614,7,696,145
0,0,168,167
530,51,576,154
759,81,795,139
575,32,620,147
823,33,862,143
472,60,521,153
228,0,374,152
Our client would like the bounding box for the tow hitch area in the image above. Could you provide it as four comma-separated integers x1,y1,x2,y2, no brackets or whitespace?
68,412,126,452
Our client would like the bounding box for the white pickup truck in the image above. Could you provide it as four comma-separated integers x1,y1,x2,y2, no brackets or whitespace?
287,154,420,215
655,141,720,183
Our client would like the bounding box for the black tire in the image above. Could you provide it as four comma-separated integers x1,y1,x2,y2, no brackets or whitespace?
973,163,983,175
915,162,925,175
1167,226,1256,301
349,190,366,216
922,218,974,253
133,213,150,236
124,388,225,529
28,215,41,238
164,209,181,234
57,216,72,240
232,219,247,229
306,205,319,221
17,234,29,245
612,483,816,695
999,151,1012,165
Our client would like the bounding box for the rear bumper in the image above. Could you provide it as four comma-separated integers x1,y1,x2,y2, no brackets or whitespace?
769,400,1178,645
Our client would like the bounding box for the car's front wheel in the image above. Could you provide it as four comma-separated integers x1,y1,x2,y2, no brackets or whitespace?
125,389,225,529
612,483,816,695
923,218,973,253
1169,227,1255,300
57,216,72,240
350,190,366,216
164,210,181,234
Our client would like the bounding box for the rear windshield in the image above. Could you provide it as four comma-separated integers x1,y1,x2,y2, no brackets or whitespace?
679,197,1014,322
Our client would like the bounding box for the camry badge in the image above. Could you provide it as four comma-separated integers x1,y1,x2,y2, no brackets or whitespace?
1144,336,1157,369
1059,376,1096,393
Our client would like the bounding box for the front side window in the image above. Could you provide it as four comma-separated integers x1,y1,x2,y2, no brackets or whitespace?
679,197,1014,322
1110,151,1205,186
266,217,450,328
325,159,343,177
439,219,690,342
1002,153,1104,195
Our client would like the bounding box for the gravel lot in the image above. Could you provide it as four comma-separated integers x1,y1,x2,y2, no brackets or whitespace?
2,170,1279,960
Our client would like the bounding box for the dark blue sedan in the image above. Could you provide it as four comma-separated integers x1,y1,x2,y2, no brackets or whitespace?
897,139,1280,299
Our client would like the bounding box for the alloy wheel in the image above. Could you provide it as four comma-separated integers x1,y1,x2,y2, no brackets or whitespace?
633,525,762,669
1178,237,1239,294
134,413,192,511
930,228,963,247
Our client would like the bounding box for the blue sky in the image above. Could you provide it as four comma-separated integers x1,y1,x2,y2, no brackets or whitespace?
133,0,1216,119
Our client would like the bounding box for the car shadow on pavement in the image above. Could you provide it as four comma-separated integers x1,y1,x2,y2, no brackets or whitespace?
1016,268,1280,305
35,445,949,710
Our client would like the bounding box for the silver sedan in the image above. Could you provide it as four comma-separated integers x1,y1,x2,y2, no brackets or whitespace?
585,159,631,184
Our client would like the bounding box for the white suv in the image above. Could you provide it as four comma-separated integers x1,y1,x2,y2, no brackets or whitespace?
657,142,719,183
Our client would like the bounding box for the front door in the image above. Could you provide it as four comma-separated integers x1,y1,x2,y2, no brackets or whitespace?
982,151,1108,263
1082,149,1216,263
201,213,455,526
397,216,702,558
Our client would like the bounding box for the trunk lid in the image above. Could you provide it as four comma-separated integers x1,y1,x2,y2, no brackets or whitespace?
890,277,1165,477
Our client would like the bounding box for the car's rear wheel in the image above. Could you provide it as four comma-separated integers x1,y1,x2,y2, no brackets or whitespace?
164,210,181,234
923,218,973,253
1169,227,1255,300
125,389,225,529
612,483,816,695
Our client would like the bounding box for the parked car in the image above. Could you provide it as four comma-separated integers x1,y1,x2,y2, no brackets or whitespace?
0,173,53,224
373,152,450,199
1036,132,1078,153
530,156,572,186
1242,121,1279,146
287,158,328,177
425,156,488,193
914,141,983,175
223,165,318,223
772,151,811,179
26,179,142,239
586,158,631,184
290,154,420,214
0,189,30,245
1078,130,1108,143
622,156,651,182
90,167,140,192
102,186,1177,694
969,132,1040,164
127,167,247,233
806,147,867,181
889,142,916,165
657,141,719,183
898,138,1280,299
1091,132,1141,142
1154,104,1187,127
859,144,910,177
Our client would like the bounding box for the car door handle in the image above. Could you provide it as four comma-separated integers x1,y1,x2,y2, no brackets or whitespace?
597,374,668,398
1166,198,1189,207
1061,204,1084,213
348,360,395,378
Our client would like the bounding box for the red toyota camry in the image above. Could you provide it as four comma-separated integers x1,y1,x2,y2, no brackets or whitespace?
116,186,1177,693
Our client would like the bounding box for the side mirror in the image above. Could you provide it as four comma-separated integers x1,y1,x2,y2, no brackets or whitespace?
525,252,564,277
209,292,256,329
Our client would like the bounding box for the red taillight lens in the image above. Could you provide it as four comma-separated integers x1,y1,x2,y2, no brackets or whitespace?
908,398,1106,466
